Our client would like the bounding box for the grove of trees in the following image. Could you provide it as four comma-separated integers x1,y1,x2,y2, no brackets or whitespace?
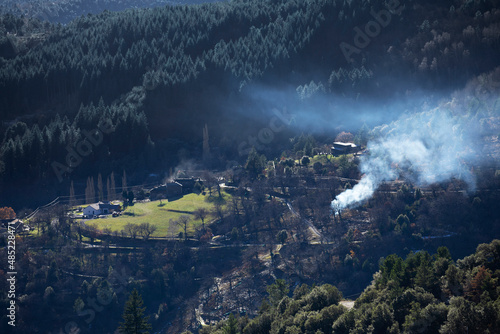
205,240,500,334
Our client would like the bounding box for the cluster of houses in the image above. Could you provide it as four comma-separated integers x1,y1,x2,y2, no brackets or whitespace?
80,178,201,218
1,218,29,233
0,177,203,232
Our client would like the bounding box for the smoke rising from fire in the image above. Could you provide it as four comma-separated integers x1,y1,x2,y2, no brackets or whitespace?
331,107,478,212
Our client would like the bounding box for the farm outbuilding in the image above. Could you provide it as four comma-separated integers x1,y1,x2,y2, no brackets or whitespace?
331,142,360,156
150,181,184,200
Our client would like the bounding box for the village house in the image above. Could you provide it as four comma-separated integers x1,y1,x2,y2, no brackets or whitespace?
83,201,121,217
174,177,201,192
331,142,360,156
167,181,183,197
1,218,29,232
149,181,184,200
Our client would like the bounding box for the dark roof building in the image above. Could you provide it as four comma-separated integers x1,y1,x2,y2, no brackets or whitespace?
331,142,360,156
166,181,183,198
174,177,201,191
1,219,28,232
150,182,184,200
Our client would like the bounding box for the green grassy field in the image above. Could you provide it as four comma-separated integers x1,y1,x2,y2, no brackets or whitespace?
87,192,229,237
309,154,356,165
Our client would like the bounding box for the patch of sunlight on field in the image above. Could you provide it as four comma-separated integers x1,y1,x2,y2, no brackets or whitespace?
89,192,230,237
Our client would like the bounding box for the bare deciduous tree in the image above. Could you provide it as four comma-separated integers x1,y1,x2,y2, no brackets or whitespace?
139,222,157,241
175,215,191,240
211,203,225,224
124,223,140,240
193,208,209,230
203,170,217,197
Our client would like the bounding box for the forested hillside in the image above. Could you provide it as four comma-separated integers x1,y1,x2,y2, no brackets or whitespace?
0,0,222,24
1,0,500,208
205,240,500,334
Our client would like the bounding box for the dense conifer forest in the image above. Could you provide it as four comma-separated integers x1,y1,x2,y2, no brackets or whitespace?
1,0,500,208
0,0,222,24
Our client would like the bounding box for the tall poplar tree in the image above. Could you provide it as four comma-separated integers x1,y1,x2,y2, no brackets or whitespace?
122,170,127,192
107,176,112,201
110,171,117,200
69,180,76,207
97,173,104,202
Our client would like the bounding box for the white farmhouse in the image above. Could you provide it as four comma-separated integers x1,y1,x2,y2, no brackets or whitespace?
83,201,120,217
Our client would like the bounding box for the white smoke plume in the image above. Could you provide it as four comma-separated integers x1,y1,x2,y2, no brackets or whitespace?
331,107,478,213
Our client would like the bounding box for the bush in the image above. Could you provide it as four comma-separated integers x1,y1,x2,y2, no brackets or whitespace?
303,285,342,311
301,156,311,165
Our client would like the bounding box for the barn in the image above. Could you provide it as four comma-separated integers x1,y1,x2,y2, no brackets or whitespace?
331,142,360,156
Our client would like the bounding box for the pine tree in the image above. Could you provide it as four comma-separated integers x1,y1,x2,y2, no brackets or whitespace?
97,173,104,202
122,170,127,192
107,176,112,201
90,176,95,203
415,257,436,292
118,289,152,334
245,147,266,180
69,181,76,207
85,177,91,204
110,171,117,201
85,176,96,204
223,313,238,334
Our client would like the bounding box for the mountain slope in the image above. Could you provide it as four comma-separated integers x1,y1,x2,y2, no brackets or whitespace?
204,240,500,334
1,0,500,208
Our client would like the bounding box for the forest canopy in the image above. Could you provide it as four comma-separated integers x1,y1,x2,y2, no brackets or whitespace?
203,240,500,334
1,0,500,208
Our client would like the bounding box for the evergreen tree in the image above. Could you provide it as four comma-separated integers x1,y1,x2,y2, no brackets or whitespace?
118,289,152,334
69,180,76,207
110,171,117,200
97,173,104,201
266,279,289,307
223,313,238,334
46,260,59,285
245,147,266,180
90,176,96,203
85,177,94,204
122,170,128,192
107,176,112,201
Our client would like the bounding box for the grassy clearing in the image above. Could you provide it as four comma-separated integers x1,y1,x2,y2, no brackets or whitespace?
309,154,357,165
87,192,230,237
310,154,334,165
